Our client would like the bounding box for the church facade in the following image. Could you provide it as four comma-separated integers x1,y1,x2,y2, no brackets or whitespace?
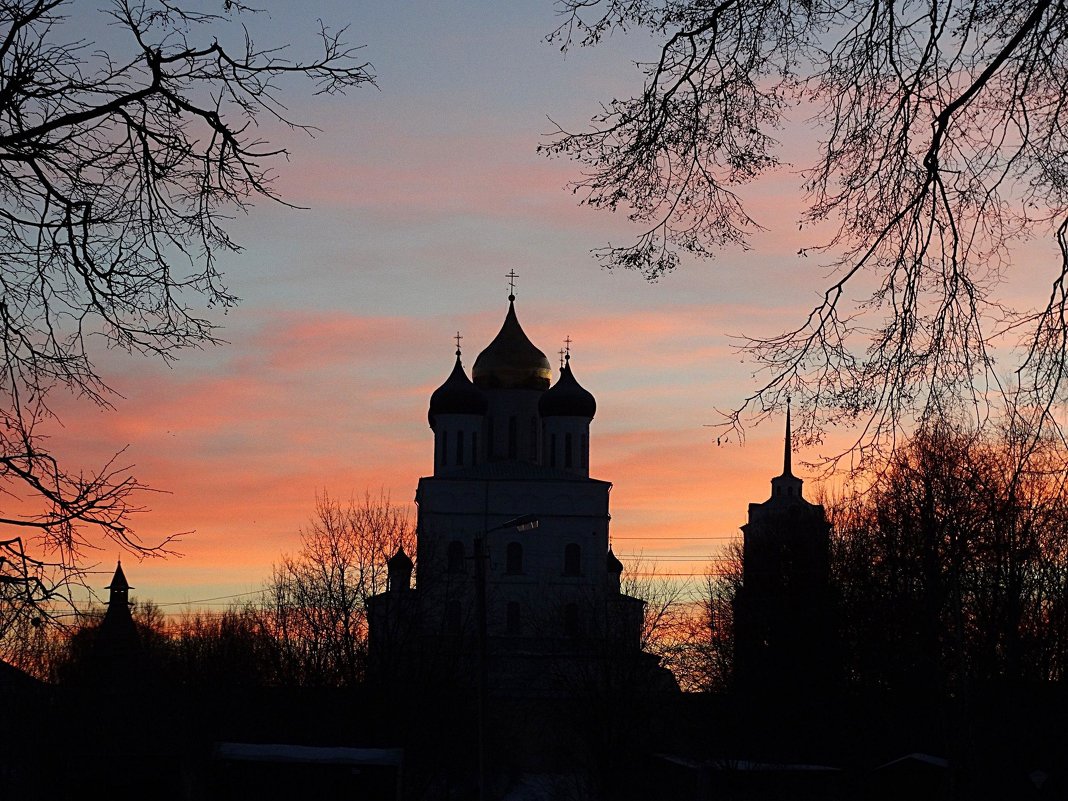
367,294,657,695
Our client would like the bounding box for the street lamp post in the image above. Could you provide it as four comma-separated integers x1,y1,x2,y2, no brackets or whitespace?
475,514,538,801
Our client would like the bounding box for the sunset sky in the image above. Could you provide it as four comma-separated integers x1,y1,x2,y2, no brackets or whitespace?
52,1,878,611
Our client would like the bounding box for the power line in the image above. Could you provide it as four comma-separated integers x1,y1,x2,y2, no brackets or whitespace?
619,554,732,560
627,571,732,577
152,589,263,608
613,536,739,540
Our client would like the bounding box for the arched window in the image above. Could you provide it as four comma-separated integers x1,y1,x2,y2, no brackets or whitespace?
506,542,523,575
447,540,465,573
563,543,581,576
565,432,573,468
550,433,557,468
564,602,579,636
455,430,464,465
508,415,518,459
507,601,521,636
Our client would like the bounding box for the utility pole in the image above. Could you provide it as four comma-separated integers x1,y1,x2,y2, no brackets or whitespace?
474,535,488,801
474,514,537,801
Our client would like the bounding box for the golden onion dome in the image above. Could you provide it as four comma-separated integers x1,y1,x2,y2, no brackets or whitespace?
473,299,551,390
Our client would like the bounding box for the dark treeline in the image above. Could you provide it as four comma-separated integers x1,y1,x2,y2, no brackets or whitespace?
11,492,414,689
14,430,1068,707
8,432,1068,798
833,425,1068,695
663,425,1068,702
20,429,1068,703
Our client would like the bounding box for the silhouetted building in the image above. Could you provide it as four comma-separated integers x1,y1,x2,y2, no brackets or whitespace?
77,560,143,687
368,291,664,696
733,406,836,698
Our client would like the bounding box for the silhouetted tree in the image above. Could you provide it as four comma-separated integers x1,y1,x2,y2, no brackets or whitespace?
618,552,740,693
546,1,1068,461
162,606,277,687
257,492,414,686
48,599,286,689
831,425,1068,695
672,551,741,694
0,1,374,643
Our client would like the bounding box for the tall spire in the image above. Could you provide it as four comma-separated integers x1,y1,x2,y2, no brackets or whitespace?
769,399,803,501
783,397,793,478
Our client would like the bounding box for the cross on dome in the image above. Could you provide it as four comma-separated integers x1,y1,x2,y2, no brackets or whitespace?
506,269,518,301
454,330,463,356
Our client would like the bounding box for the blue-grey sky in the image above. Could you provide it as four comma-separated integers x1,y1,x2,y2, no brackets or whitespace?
51,1,954,609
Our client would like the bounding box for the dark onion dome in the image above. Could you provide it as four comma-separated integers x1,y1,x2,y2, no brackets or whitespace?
428,353,487,427
538,357,596,419
388,546,413,572
472,299,551,390
606,548,624,574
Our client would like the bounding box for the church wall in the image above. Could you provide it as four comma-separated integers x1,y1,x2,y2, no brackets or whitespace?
414,475,613,640
542,416,592,476
432,412,484,474
735,489,836,696
482,389,543,463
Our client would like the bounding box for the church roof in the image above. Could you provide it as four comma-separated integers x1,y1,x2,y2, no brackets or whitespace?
428,352,487,427
106,561,131,591
472,299,551,390
539,357,596,419
388,546,413,571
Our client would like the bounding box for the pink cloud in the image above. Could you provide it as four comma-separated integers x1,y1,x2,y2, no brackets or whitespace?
32,301,822,605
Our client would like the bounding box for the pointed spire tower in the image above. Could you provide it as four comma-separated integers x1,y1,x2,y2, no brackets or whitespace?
770,398,803,501
735,402,835,698
92,560,142,684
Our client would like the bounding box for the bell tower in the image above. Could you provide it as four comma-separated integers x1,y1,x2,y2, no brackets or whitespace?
733,405,835,696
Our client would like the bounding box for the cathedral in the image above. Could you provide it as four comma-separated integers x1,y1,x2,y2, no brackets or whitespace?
367,291,662,695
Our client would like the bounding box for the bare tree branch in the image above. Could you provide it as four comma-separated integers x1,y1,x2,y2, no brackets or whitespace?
548,0,1068,467
0,0,374,651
